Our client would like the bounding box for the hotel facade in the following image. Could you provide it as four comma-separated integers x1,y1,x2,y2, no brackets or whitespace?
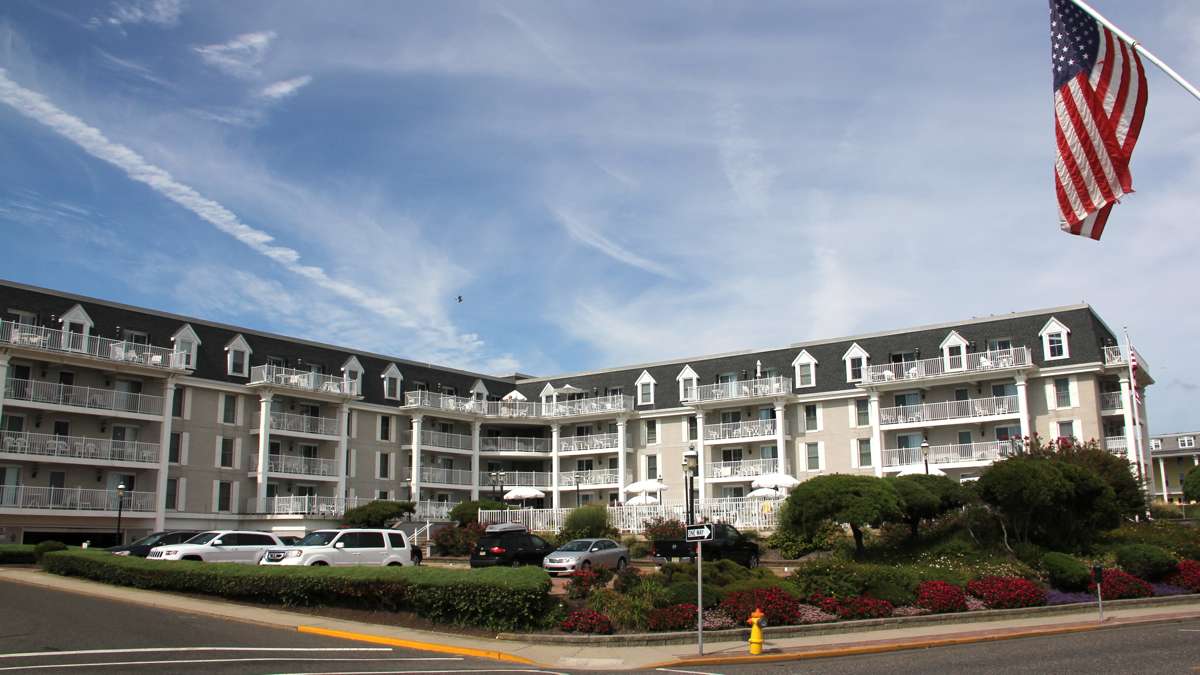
1148,431,1200,504
0,280,1154,544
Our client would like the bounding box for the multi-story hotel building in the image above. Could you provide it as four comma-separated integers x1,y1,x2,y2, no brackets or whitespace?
0,279,1153,544
1148,432,1200,504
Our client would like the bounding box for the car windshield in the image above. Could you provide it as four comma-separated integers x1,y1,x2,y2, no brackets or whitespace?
295,531,339,547
185,532,220,545
556,540,594,552
127,532,169,547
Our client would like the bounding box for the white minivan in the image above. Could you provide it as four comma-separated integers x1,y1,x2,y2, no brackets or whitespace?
258,529,418,567
147,530,283,563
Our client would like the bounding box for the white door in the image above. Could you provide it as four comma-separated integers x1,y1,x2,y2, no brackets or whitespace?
0,466,19,505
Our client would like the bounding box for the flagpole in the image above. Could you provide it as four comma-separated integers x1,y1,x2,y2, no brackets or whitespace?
1069,0,1200,102
1123,327,1149,496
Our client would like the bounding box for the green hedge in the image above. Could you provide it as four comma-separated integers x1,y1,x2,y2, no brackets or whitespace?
0,544,36,565
1042,552,1090,592
1115,544,1177,582
41,550,551,630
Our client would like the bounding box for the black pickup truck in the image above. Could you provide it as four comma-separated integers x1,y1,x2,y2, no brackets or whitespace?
651,523,760,568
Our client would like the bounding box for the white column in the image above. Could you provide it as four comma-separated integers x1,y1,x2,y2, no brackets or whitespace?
410,415,423,503
335,404,349,501
1119,376,1137,469
868,393,883,477
1159,457,1169,502
774,403,788,475
617,417,628,502
256,393,273,508
154,377,178,531
551,424,561,509
1015,375,1031,442
470,420,481,501
696,411,707,505
0,355,9,424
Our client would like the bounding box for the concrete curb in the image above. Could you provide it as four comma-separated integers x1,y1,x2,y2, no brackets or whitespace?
296,625,535,665
496,593,1200,646
648,611,1200,668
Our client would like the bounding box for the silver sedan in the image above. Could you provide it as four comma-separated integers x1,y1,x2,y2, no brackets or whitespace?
542,538,629,576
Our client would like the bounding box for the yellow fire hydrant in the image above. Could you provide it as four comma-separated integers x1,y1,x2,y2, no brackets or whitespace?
747,608,765,655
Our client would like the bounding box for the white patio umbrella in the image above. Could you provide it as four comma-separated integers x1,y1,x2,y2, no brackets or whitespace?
623,479,667,504
751,473,801,490
504,486,545,507
625,494,660,506
747,487,781,498
895,466,947,477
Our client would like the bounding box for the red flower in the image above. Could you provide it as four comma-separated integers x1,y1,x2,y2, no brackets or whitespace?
1168,560,1200,593
560,609,613,634
916,580,968,613
966,576,1047,609
720,587,801,626
648,603,698,631
1088,568,1153,600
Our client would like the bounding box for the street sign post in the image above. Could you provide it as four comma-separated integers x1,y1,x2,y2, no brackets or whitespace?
1093,565,1105,622
686,523,713,655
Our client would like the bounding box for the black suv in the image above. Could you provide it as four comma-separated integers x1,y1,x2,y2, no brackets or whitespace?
470,523,554,568
108,530,202,558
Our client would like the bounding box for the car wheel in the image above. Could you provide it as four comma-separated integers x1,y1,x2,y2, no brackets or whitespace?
511,559,521,568
581,560,592,572
311,561,328,566
387,562,402,567
616,557,627,571
747,554,760,569
182,556,202,562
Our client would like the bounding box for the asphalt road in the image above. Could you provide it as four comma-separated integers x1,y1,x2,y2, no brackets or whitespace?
1,576,1198,674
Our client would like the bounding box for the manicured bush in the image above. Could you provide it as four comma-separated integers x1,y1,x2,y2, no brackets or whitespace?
966,576,1047,609
42,550,550,630
790,558,920,605
1168,559,1200,593
621,535,651,559
340,500,415,528
764,522,841,559
33,541,66,562
642,517,685,542
1183,465,1200,503
1043,552,1091,592
1149,503,1185,520
449,500,506,526
1115,544,1177,582
561,505,617,541
657,558,764,588
1089,568,1153,600
586,582,671,631
560,609,613,634
719,587,801,626
0,544,36,565
432,522,485,556
612,565,642,593
781,474,903,557
647,603,697,631
832,595,894,620
1102,523,1200,561
916,581,967,613
664,581,722,609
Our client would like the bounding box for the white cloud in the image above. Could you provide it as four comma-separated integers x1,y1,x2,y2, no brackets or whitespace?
90,0,184,29
194,31,276,78
259,75,312,100
551,207,677,279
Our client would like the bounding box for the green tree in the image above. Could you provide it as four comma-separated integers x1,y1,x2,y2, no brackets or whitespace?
1183,465,1200,503
341,500,415,528
448,500,506,526
560,505,617,541
886,474,964,540
1029,437,1145,516
781,474,902,557
977,457,1070,545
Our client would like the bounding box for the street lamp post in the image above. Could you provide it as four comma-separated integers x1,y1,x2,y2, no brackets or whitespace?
575,471,583,508
682,451,697,525
115,482,126,546
921,440,930,475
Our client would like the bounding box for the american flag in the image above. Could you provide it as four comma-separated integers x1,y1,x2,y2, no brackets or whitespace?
1130,347,1142,405
1050,0,1148,240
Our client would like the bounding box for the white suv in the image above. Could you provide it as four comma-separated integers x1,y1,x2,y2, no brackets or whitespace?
147,530,283,564
259,529,417,567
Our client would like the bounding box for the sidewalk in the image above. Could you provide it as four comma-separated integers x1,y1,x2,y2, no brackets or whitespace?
3,566,1198,671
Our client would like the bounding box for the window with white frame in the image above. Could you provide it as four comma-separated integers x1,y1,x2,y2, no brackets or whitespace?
645,419,658,445
228,349,247,376
635,370,656,405
1180,436,1196,449
792,350,817,388
988,337,1013,352
805,442,821,471
1150,439,1162,450
225,335,251,377
854,399,870,427
379,415,392,442
1054,377,1072,408
1039,318,1070,360
676,365,698,401
857,438,872,468
215,481,232,512
219,438,234,468
1057,420,1076,439
378,452,392,479
803,403,820,432
165,478,178,510
646,455,658,480
221,394,237,424
385,376,400,399
843,344,868,383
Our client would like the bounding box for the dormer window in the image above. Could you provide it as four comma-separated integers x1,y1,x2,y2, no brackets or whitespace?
171,324,201,369
941,331,968,372
225,334,251,377
676,365,698,401
843,343,869,383
1038,318,1071,361
341,356,364,395
635,370,656,406
229,349,247,376
382,363,403,401
792,350,818,388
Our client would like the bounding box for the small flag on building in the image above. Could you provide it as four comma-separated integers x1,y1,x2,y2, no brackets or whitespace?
1050,0,1148,240
1130,347,1142,404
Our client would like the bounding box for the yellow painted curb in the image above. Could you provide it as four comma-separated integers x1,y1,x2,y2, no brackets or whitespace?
297,625,536,665
649,614,1200,668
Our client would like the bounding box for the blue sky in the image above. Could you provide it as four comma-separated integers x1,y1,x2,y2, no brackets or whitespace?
0,1,1197,432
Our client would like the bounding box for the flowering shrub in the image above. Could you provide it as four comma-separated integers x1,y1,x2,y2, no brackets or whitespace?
916,581,967,614
560,609,614,634
1168,559,1200,593
834,596,894,620
612,565,642,594
965,596,986,611
566,569,602,600
647,603,697,631
966,576,1047,609
1089,569,1152,600
719,587,801,626
794,604,838,623
892,605,933,617
1046,590,1094,605
642,517,685,542
702,609,740,630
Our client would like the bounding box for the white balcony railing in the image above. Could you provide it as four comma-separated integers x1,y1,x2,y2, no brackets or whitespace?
703,419,780,442
1105,436,1128,453
480,496,786,534
249,454,339,477
1,430,159,464
418,466,474,486
687,376,792,403
4,378,164,416
559,433,622,453
480,399,545,419
882,440,1010,468
879,395,1020,426
547,395,635,417
1105,345,1151,372
1100,392,1124,411
862,347,1032,385
560,469,623,486
706,457,778,479
414,500,459,520
0,320,189,371
415,430,472,451
480,437,550,453
251,411,340,437
0,485,155,512
249,365,356,396
478,471,553,488
249,495,364,516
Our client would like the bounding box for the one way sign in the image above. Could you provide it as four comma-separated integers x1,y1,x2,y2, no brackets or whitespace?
685,524,713,542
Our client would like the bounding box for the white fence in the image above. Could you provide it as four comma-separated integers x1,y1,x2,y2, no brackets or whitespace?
250,495,365,515
862,347,1031,385
478,471,552,487
703,419,780,442
479,497,786,533
559,469,622,486
559,433,622,453
688,376,792,403
1,430,159,464
706,457,778,479
879,395,1019,426
0,485,156,512
404,391,635,420
1099,392,1123,411
252,411,340,436
419,466,474,485
416,430,473,451
546,395,635,417
249,454,339,477
480,436,549,453
0,320,188,370
249,365,356,395
882,440,1010,468
5,378,164,416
